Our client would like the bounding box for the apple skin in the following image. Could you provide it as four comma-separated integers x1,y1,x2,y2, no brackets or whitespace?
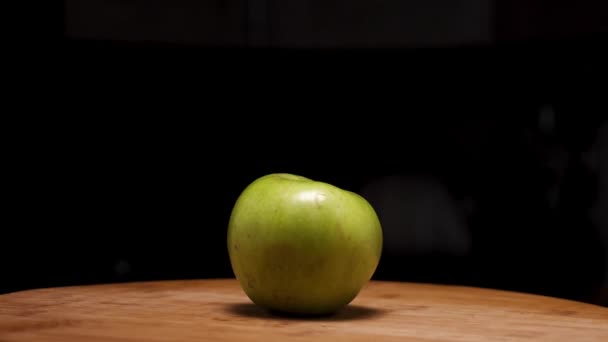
227,173,383,315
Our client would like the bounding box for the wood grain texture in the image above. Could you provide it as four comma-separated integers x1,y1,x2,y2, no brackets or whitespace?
1,279,607,341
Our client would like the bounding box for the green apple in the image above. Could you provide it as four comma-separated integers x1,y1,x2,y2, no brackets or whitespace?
227,173,383,315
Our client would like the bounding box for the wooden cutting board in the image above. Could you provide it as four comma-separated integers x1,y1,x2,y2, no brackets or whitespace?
1,278,607,341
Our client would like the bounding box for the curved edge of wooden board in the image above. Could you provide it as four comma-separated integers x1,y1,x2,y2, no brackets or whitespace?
1,278,607,313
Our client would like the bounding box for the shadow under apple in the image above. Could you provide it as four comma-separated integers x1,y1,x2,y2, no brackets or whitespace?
225,302,387,321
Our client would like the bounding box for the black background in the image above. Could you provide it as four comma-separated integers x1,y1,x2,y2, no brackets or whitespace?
7,0,608,307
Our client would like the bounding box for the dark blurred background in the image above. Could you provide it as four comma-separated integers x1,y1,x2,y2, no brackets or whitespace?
9,0,608,306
